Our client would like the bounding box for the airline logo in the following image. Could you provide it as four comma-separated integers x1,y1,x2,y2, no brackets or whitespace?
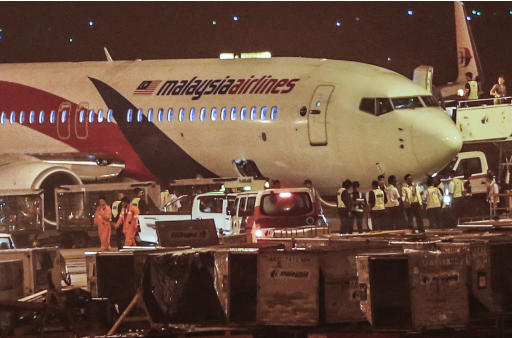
458,47,472,67
133,75,300,100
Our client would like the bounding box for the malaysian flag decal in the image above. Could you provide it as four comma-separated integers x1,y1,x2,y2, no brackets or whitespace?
134,80,161,95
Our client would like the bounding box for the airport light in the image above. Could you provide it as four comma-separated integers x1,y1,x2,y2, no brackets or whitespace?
466,16,472,21
219,52,235,59
509,10,512,15
335,21,342,27
407,10,413,15
355,17,360,21
240,51,272,59
233,16,239,21
472,10,477,14
477,11,482,16
69,37,73,43
88,20,94,27
212,20,216,25
0,36,3,41
387,57,392,62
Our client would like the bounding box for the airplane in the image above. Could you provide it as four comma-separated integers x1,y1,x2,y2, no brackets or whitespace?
414,1,483,99
0,55,462,223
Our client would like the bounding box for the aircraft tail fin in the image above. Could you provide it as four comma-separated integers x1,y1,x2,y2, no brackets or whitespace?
454,1,482,83
413,65,434,94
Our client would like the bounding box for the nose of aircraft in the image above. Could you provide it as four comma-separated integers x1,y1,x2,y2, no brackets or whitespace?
411,110,462,174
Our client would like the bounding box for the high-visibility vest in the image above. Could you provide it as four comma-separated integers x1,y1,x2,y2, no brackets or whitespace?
112,200,121,218
337,188,346,208
385,186,400,207
452,178,464,198
468,80,478,99
132,197,140,207
372,189,385,211
426,187,442,209
403,184,422,207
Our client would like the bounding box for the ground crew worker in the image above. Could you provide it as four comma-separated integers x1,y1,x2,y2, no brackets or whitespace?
448,170,464,222
94,196,112,251
115,197,140,247
402,174,425,233
465,72,479,100
487,173,500,218
351,181,366,233
423,177,443,229
490,75,507,104
111,192,124,250
305,179,323,217
132,188,148,215
377,175,389,228
337,179,353,234
385,175,402,230
369,180,387,231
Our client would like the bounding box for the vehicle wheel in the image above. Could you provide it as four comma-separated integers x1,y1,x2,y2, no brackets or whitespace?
73,233,89,248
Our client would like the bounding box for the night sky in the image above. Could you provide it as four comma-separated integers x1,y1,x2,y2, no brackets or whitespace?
0,2,511,93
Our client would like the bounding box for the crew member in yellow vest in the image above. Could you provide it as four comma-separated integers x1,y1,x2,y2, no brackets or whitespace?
377,174,389,229
369,180,387,231
337,179,353,234
132,188,148,215
111,192,124,250
448,170,464,222
465,72,479,100
423,177,443,229
385,175,405,230
401,174,425,233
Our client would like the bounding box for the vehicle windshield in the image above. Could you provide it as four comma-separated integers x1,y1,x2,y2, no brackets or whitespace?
260,192,312,216
0,237,13,250
0,195,42,231
437,157,458,178
391,97,423,109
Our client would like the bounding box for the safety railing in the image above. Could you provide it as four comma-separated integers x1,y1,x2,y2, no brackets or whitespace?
489,191,512,218
444,96,512,109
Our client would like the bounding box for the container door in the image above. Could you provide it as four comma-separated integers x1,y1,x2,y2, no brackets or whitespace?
308,85,334,146
57,102,71,140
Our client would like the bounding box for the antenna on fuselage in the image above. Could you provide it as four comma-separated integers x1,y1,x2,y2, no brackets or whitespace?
104,47,113,62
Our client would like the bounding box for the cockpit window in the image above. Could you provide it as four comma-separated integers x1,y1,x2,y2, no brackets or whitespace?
421,96,439,107
376,98,393,116
391,97,422,109
359,98,393,116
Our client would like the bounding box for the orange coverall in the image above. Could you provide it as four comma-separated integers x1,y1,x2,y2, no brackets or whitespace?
94,205,112,251
115,204,139,247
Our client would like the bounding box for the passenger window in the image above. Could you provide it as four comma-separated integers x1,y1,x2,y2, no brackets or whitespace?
198,196,224,213
178,108,185,121
456,158,483,177
9,111,15,124
240,107,247,120
168,108,174,122
107,109,113,123
127,109,133,123
376,98,393,116
220,107,227,121
89,110,95,123
0,112,5,125
157,108,164,122
245,197,256,216
19,111,25,124
147,108,154,122
230,107,237,120
98,109,104,123
270,106,278,120
79,110,85,123
137,109,143,122
250,107,257,120
29,111,35,124
200,107,206,121
39,110,44,124
211,107,218,121
50,111,56,124
359,98,375,114
238,198,247,217
189,107,196,121
260,107,268,120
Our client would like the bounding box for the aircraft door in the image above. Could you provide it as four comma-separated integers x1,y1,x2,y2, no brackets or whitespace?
308,85,334,146
75,103,89,140
57,102,71,140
